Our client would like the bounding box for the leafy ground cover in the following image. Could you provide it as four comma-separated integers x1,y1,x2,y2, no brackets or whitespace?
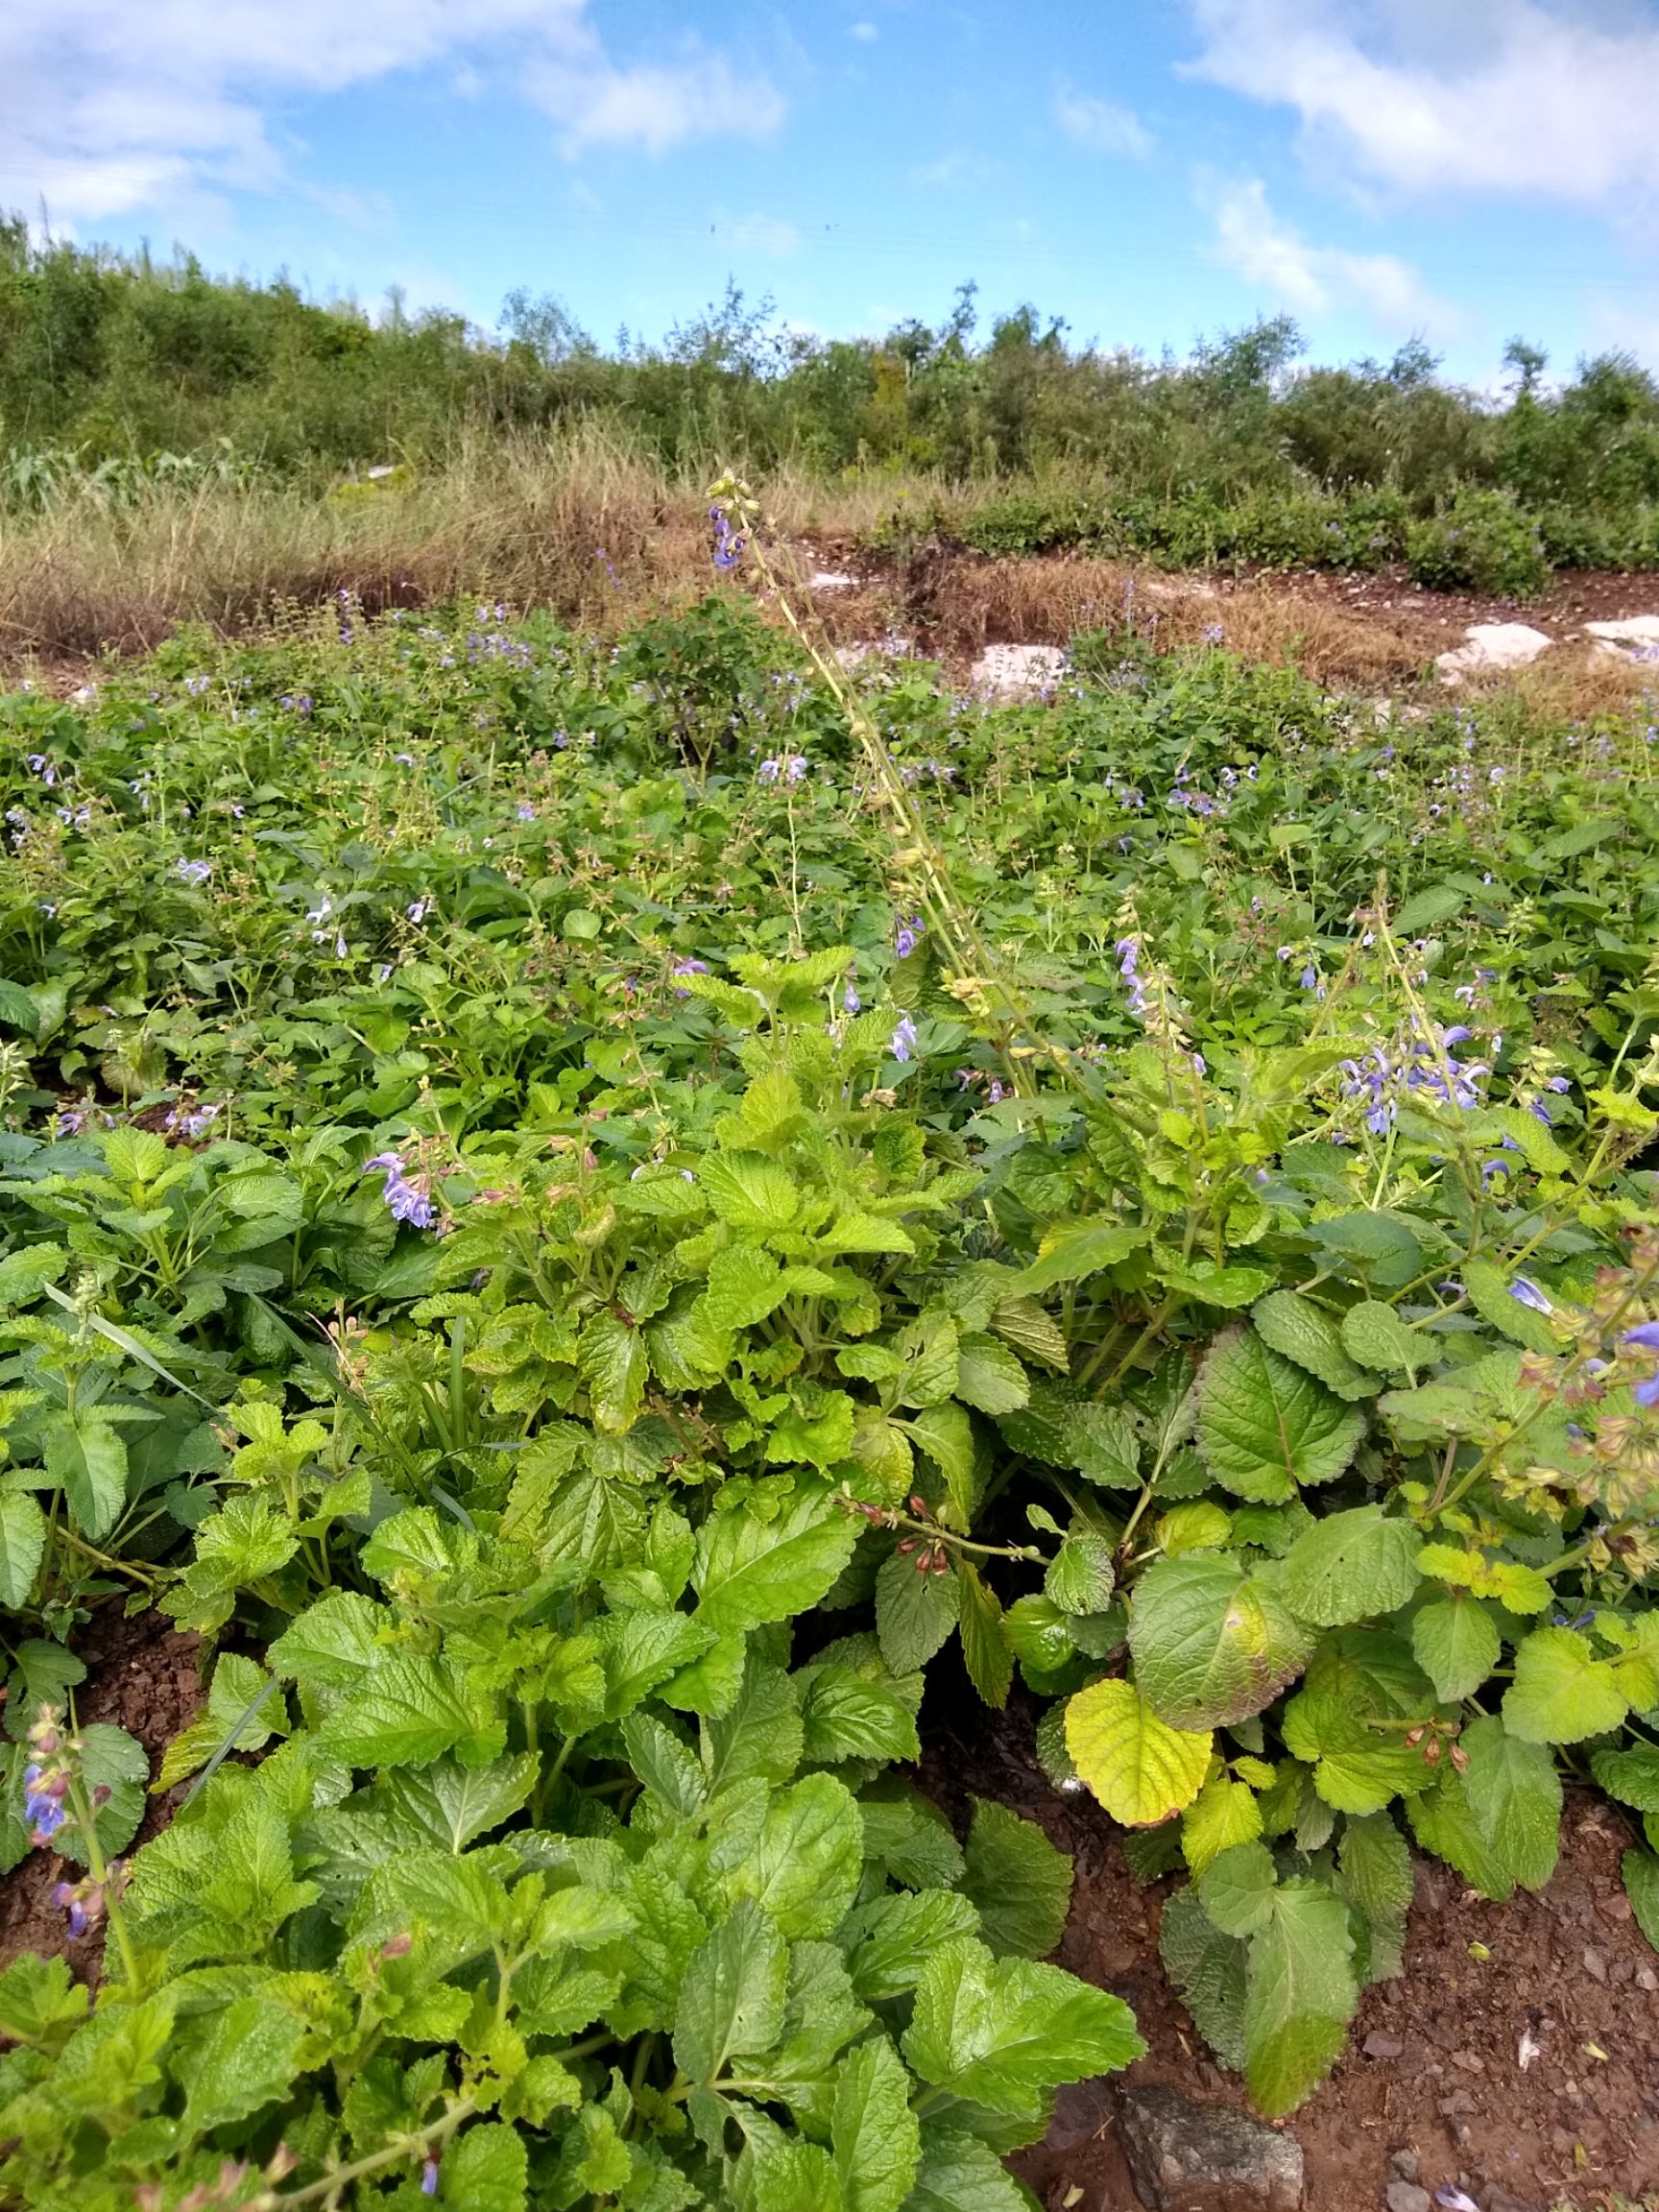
0,556,1657,2206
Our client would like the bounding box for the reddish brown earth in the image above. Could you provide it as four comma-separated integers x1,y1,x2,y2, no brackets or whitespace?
925,1693,1659,2212
0,1605,201,1979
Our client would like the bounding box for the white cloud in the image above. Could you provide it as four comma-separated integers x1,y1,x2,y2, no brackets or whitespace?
1186,0,1659,215
1206,175,1455,328
0,0,783,228
849,20,879,39
1054,85,1155,158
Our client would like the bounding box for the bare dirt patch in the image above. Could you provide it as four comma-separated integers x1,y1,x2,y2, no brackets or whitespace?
923,1691,1659,2212
0,1604,201,1979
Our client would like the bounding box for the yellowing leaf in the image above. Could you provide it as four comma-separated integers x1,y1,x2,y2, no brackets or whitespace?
1065,1678,1212,1827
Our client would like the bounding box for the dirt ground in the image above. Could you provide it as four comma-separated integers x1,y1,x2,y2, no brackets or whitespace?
923,1689,1659,2212
0,1604,201,1979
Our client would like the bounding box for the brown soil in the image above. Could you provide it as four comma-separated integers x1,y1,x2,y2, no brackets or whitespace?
0,1604,201,1978
923,1694,1659,2212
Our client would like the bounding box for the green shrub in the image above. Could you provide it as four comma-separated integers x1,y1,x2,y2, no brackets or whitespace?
1407,489,1550,596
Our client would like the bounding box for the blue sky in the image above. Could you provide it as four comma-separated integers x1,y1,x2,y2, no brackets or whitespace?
8,1,1659,383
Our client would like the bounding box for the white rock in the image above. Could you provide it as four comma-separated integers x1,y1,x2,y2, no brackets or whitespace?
1586,615,1659,661
807,569,856,592
970,642,1068,699
833,635,912,671
1435,622,1553,681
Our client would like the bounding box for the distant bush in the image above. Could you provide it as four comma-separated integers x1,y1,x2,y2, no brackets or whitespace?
1407,490,1550,597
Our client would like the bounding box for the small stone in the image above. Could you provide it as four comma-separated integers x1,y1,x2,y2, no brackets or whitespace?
1438,2091,1477,2116
1388,2149,1419,2181
1636,1963,1658,1992
1384,2184,1431,2212
1450,2050,1485,2074
1364,2031,1407,2059
1582,1946,1608,1983
969,642,1069,699
1115,2084,1303,2211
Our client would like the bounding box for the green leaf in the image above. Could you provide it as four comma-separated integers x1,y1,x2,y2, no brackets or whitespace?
45,1412,129,1544
903,2124,1033,2212
1411,1594,1501,1702
1017,1223,1146,1294
1195,1839,1279,1936
832,2035,922,2212
703,1244,790,1333
319,1655,504,1770
1281,1506,1422,1628
181,1995,305,2132
0,1243,67,1311
1250,1291,1374,1401
1066,1677,1212,1826
0,1491,45,1608
1393,882,1467,933
621,1713,708,1817
1242,1880,1360,2118
0,1953,87,2051
1406,1771,1514,1902
718,1772,864,1940
1335,1812,1413,1932
1591,1743,1659,1815
1339,1300,1430,1377
956,1561,1013,1709
694,1483,858,1632
1309,1213,1423,1290
57,1723,148,1864
1461,1258,1561,1355
1195,1327,1365,1503
900,1402,977,1525
702,1656,803,1793
578,1310,648,1433
902,1936,1144,2118
1459,1715,1561,1890
1622,1851,1659,1955
1045,1532,1117,1616
1128,1553,1312,1730
1159,1886,1247,2071
953,1334,1030,1416
1503,1625,1629,1744
598,1607,715,1719
374,1753,541,1853
799,1661,922,1767
876,1551,960,1674
672,1896,789,2085
847,1888,979,2002
1182,1773,1263,1877
442,2123,528,2212
699,1151,801,1233
962,1797,1073,1960
269,1590,385,1688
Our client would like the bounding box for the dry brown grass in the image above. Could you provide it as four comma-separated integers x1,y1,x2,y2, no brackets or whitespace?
917,553,1432,687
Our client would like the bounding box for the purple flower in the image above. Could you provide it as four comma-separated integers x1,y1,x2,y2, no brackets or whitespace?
517,804,536,822
1508,1276,1553,1317
890,1014,919,1064
1636,1372,1659,1409
671,959,709,995
896,915,925,959
421,2153,441,2197
843,981,861,1015
1623,1323,1659,1351
174,856,211,886
364,1152,437,1231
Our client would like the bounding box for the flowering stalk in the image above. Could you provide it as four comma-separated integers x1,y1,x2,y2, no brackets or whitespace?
25,1706,140,1988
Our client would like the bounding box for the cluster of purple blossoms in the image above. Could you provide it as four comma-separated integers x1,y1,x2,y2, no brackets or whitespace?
278,692,315,717
711,506,746,572
757,755,807,784
895,915,925,959
1116,937,1149,1020
174,856,211,886
183,674,211,697
890,1014,919,1063
364,1152,438,1230
671,958,709,994
165,1100,220,1142
1340,1023,1489,1134
843,978,861,1015
1625,1321,1659,1408
23,754,58,785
